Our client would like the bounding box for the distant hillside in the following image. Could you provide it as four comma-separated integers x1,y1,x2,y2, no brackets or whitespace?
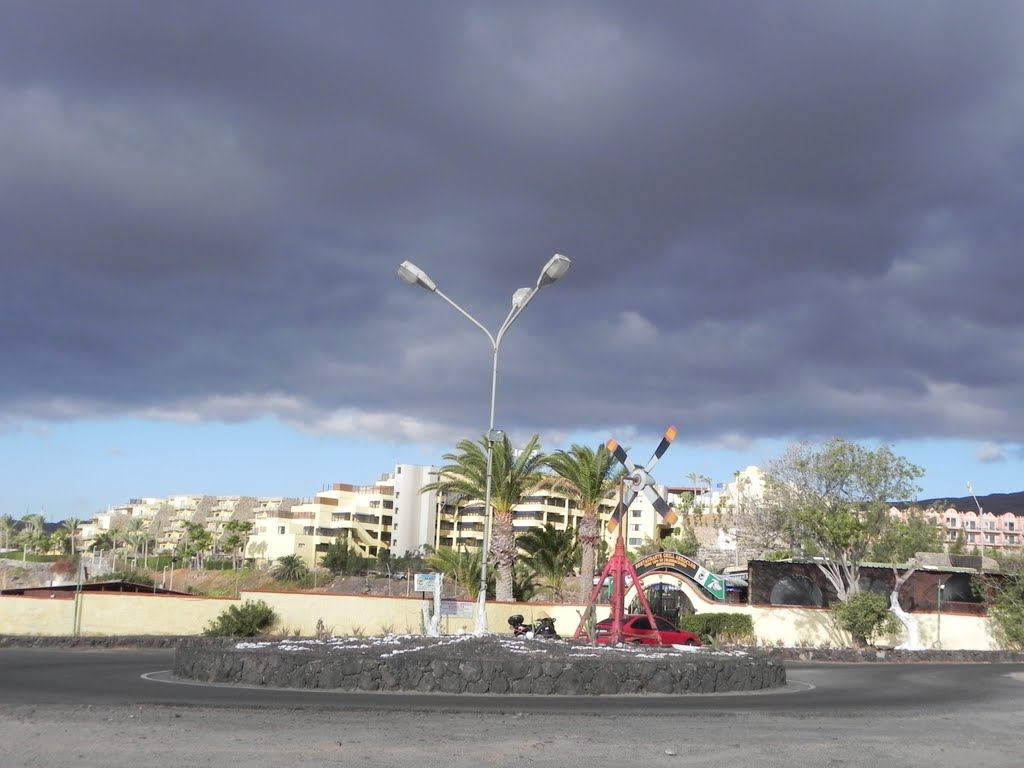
894,491,1024,516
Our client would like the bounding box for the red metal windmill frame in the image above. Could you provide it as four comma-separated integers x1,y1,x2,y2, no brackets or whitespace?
574,427,678,645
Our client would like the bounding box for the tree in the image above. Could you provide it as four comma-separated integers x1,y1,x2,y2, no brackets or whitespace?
49,529,69,555
19,513,47,554
179,522,213,568
872,508,943,649
541,444,620,601
516,523,579,601
985,554,1024,650
634,528,699,558
422,433,545,602
91,530,114,552
270,554,308,581
221,520,254,569
425,547,488,598
763,438,923,602
831,591,899,647
0,514,16,551
62,517,82,556
321,537,364,576
123,517,148,559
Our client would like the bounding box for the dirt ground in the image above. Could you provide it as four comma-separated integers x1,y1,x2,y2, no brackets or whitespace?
1,701,1019,768
0,559,440,599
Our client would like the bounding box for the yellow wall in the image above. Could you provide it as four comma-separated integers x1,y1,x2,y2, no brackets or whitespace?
0,590,997,650
0,596,76,636
78,593,232,636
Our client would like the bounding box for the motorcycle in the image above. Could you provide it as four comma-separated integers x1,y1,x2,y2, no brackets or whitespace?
508,614,559,639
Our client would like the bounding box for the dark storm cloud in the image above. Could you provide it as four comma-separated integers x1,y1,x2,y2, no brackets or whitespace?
2,1,1023,448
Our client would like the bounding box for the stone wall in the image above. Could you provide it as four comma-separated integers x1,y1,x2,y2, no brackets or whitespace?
173,636,787,695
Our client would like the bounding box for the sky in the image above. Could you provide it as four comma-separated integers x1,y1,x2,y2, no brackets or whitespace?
2,2,1023,522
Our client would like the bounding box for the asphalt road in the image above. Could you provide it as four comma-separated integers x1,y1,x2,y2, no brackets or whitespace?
1,648,1022,767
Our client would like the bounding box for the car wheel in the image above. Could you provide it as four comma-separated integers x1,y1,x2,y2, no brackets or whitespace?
684,639,696,646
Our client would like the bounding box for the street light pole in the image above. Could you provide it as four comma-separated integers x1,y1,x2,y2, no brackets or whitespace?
967,481,984,561
398,255,571,634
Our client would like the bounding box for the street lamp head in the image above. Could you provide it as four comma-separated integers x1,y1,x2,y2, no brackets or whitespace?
537,253,571,288
397,261,437,292
511,287,532,309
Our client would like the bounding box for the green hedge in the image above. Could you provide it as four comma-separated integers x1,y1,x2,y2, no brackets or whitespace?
678,613,754,644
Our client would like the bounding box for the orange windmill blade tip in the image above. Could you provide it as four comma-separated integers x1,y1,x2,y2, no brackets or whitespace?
606,439,619,452
665,426,678,442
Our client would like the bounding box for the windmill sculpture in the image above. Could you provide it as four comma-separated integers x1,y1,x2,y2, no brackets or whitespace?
574,426,679,645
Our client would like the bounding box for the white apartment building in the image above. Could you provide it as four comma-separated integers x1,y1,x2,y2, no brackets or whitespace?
391,464,440,556
246,465,441,567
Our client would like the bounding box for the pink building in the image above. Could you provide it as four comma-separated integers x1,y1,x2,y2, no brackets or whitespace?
891,507,1023,551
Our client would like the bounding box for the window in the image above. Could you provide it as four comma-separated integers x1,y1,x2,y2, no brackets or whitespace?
968,521,977,530
946,518,957,527
631,510,641,518
631,524,640,532
277,526,285,535
1007,522,1016,532
985,533,996,544
628,538,641,546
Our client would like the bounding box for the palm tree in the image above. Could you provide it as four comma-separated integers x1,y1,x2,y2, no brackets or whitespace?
425,547,489,598
0,515,16,552
19,513,47,554
221,520,254,569
124,517,147,558
541,443,620,601
270,554,309,581
517,523,580,601
91,530,114,552
62,517,82,556
423,433,545,602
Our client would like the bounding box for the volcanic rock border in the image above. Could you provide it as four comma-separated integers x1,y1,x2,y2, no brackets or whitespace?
173,634,787,695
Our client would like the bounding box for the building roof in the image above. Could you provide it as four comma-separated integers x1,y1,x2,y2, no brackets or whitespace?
0,579,192,597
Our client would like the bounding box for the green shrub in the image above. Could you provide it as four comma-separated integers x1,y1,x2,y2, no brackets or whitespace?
831,591,899,647
678,613,754,644
204,600,278,637
204,560,235,571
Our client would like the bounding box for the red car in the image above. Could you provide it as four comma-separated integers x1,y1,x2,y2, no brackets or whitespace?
594,615,702,647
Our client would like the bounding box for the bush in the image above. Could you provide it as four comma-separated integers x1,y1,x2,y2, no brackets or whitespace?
204,600,278,637
831,591,899,647
678,613,755,645
204,560,235,571
985,563,1024,650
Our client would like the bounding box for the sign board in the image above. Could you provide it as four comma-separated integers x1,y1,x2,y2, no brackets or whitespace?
413,573,441,592
440,601,473,618
693,566,726,600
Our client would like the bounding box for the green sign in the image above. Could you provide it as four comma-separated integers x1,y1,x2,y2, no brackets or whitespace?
694,566,726,600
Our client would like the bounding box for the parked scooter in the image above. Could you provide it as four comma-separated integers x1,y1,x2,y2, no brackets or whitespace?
508,614,559,639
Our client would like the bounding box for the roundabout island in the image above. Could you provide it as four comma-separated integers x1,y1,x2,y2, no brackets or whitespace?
173,634,786,695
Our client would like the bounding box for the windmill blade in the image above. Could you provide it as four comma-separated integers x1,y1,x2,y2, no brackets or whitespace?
643,485,679,528
643,425,677,473
607,488,638,532
606,439,638,474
